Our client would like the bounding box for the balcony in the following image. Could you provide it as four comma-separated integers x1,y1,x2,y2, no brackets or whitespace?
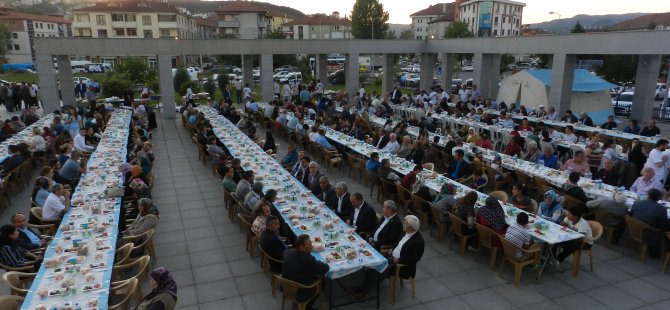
218,20,240,28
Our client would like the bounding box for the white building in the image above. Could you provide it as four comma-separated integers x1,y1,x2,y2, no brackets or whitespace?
0,6,71,64
215,1,272,39
410,3,454,40
282,12,351,40
458,0,525,37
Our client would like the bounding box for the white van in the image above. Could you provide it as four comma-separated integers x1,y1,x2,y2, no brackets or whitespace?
71,60,91,73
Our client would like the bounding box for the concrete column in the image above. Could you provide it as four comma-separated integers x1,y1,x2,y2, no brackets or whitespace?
473,53,486,94
56,55,75,106
242,55,254,87
440,53,455,92
420,53,436,91
316,54,328,87
346,52,359,100
157,54,176,119
631,55,662,122
260,54,274,103
381,54,395,98
548,54,576,114
36,54,59,112
486,54,501,99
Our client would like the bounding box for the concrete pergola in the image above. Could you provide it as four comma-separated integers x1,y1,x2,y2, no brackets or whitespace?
35,30,670,121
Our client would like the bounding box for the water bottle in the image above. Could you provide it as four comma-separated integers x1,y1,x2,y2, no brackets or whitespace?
619,186,626,192
513,154,518,164
585,171,592,180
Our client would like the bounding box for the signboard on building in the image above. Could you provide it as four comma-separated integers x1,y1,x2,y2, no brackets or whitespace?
478,1,493,37
85,63,105,73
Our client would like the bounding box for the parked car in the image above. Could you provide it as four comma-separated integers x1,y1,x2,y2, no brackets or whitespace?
274,65,299,73
611,92,634,115
400,73,420,86
273,70,291,80
280,72,302,84
73,77,91,86
461,64,473,71
329,69,345,85
655,83,667,100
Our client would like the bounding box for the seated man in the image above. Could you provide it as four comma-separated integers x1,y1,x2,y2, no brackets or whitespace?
73,128,95,152
447,149,470,180
281,144,299,168
595,159,620,186
630,189,669,257
236,170,254,201
369,201,403,249
555,208,593,265
260,216,286,274
561,150,590,176
59,150,86,184
315,129,335,151
630,167,665,195
348,192,378,234
327,182,352,220
283,234,329,310
562,171,589,204
244,182,264,213
381,133,400,154
366,152,381,174
0,145,26,174
316,176,335,203
42,184,71,221
11,213,47,250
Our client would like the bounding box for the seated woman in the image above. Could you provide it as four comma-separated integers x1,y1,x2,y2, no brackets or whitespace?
124,198,160,237
476,197,508,240
135,267,178,310
537,190,563,223
0,225,42,271
397,136,413,158
251,203,271,236
461,169,488,191
453,191,478,248
508,184,533,211
434,183,457,223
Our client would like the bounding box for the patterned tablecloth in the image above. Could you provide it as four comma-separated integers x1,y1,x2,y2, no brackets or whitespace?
199,107,388,279
22,109,133,310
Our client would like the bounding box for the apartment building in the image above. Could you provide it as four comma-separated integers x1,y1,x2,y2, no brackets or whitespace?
458,0,525,37
215,1,272,39
283,12,351,40
0,6,71,64
410,3,454,40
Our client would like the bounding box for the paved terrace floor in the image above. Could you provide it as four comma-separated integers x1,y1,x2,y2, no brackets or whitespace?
1,106,670,309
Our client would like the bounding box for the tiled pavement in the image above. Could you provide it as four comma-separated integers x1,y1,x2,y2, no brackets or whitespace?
1,109,670,309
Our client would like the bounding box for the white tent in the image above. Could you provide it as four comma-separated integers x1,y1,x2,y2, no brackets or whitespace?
496,69,617,124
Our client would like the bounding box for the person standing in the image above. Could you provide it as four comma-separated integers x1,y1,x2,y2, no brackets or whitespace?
315,79,324,102
234,78,243,104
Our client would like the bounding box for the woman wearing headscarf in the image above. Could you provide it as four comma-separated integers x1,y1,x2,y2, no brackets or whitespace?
0,225,41,271
537,190,563,223
476,197,507,235
125,198,159,237
136,267,178,310
453,191,477,223
434,183,457,223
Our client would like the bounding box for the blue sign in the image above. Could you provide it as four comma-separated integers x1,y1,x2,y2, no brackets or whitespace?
479,13,492,29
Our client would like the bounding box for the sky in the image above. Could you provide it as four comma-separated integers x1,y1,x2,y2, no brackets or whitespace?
248,0,670,24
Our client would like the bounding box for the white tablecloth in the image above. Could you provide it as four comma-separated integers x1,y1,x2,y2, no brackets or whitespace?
0,113,54,162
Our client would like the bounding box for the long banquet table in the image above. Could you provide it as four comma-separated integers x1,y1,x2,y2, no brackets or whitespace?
22,109,133,310
198,107,388,307
0,113,54,162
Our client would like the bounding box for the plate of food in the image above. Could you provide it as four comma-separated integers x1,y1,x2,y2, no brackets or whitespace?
280,208,291,213
362,250,374,257
90,262,106,269
48,288,68,296
347,235,357,242
329,252,344,261
297,224,310,232
82,283,102,292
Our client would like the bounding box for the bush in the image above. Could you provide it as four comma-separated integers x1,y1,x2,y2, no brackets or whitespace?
102,73,133,98
179,80,200,96
203,77,216,99
173,68,189,92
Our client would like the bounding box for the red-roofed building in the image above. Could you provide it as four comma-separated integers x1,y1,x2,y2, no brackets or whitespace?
0,6,71,63
282,12,351,40
410,3,454,39
215,1,272,39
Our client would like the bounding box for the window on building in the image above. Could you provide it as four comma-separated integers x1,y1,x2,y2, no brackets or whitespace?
125,14,136,22
502,17,506,23
76,14,90,22
143,30,153,38
96,15,106,25
126,28,137,36
11,33,17,39
6,44,11,50
494,17,498,25
160,28,171,37
114,28,125,36
334,25,340,30
493,29,498,36
112,14,124,22
158,14,176,22
142,15,151,25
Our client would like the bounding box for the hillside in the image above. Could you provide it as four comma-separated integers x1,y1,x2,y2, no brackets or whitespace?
529,13,648,33
170,0,304,18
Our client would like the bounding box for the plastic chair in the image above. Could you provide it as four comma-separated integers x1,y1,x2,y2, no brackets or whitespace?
662,232,670,273
273,275,321,310
2,272,35,296
572,221,603,276
115,243,134,266
499,238,543,287
259,246,283,295
622,216,662,262
395,184,413,216
120,229,156,264
447,213,477,256
111,255,151,304
389,264,416,304
0,295,24,310
488,191,508,203
475,224,502,270
593,208,616,248
109,277,139,310
410,194,431,228
29,207,61,226
237,213,259,257
363,170,378,198
429,204,448,240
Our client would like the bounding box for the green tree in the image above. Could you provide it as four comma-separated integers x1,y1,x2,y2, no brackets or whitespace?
386,30,397,39
113,57,156,85
101,73,133,98
444,21,474,38
217,74,229,98
266,27,286,39
594,55,637,85
173,68,189,92
399,28,413,40
351,0,390,39
571,21,585,33
179,80,200,96
203,77,216,99
500,54,515,74
0,23,12,62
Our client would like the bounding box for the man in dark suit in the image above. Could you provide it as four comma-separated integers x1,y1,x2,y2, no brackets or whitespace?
390,86,402,104
316,176,335,203
327,182,352,220
630,189,670,257
283,234,329,309
305,161,323,193
369,201,403,249
1,145,25,174
11,213,46,251
350,215,425,298
292,156,310,185
372,128,390,149
446,148,470,180
260,216,286,273
348,192,378,234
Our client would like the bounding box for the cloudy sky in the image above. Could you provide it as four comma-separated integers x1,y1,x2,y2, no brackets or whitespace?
254,0,670,24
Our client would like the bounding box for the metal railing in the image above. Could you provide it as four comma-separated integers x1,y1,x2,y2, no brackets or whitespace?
652,107,670,123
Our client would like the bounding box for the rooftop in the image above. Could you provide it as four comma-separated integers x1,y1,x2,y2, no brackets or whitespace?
215,1,269,14
411,3,453,17
0,6,70,24
284,13,351,26
71,0,181,14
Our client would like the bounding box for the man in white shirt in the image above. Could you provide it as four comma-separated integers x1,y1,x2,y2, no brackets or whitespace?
382,133,400,154
43,184,71,220
370,201,403,248
281,81,292,102
273,80,280,97
242,83,252,101
358,85,365,99
458,87,471,102
564,125,578,143
73,128,95,152
315,79,324,101
644,139,669,183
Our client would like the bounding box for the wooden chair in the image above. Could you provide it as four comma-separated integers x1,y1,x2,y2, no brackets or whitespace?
349,156,365,182
422,163,434,171
0,295,24,310
363,170,378,198
475,224,502,270
237,213,259,257
0,259,37,272
389,264,416,304
378,177,399,203
29,207,61,226
115,243,134,266
27,223,56,238
513,171,535,193
111,255,151,304
662,232,670,273
2,272,35,296
447,213,477,256
321,148,343,173
410,194,431,228
273,275,321,310
572,221,603,276
259,246,283,296
109,277,139,310
429,203,448,240
488,191,508,203
499,238,543,287
394,184,413,216
593,208,616,248
622,215,662,262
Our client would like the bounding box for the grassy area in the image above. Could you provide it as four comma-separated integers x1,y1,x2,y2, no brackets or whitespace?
0,72,110,83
